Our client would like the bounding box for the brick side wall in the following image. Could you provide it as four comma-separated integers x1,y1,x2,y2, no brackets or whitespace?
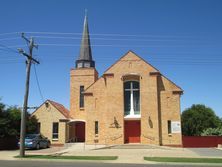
70,68,98,120
31,102,67,145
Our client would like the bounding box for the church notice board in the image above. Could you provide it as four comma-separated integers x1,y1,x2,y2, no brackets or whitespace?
171,121,181,133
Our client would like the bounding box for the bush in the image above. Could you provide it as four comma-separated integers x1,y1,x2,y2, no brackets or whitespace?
201,128,222,136
181,104,221,136
0,101,38,138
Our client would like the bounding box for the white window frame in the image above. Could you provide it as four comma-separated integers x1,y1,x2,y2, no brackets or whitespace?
124,81,141,118
52,122,59,140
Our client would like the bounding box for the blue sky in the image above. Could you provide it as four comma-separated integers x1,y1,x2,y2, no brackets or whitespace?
0,0,222,117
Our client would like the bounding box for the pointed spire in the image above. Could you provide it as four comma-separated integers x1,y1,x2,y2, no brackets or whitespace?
76,10,95,68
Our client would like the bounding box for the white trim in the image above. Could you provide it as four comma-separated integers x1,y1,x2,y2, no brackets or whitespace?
124,115,141,120
124,81,140,117
68,119,86,123
122,73,141,77
124,114,141,119
52,138,59,141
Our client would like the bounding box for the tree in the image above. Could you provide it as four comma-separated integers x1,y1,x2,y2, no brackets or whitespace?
0,101,38,138
181,104,221,136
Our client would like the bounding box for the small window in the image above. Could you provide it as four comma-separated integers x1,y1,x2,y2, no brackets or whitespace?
168,120,172,134
84,62,90,68
52,122,59,139
95,121,98,135
77,62,83,68
80,86,84,108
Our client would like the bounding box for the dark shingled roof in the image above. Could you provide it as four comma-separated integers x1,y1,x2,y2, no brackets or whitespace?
78,14,93,61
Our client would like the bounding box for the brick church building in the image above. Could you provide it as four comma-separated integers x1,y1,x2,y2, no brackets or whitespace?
33,15,183,147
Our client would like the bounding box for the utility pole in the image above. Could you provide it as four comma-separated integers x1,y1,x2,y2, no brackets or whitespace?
18,33,39,157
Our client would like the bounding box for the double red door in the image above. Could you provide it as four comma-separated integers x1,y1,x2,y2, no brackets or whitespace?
124,120,141,143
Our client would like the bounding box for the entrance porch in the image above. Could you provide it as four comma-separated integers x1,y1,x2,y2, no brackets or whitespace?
68,120,85,143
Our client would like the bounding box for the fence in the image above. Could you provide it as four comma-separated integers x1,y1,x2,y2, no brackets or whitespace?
0,136,18,150
182,136,222,148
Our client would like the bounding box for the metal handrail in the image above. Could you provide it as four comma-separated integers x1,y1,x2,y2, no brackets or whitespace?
105,134,123,146
142,134,155,141
66,137,77,143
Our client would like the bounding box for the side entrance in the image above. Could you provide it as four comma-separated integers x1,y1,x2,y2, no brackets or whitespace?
75,122,85,142
124,120,141,143
68,121,85,142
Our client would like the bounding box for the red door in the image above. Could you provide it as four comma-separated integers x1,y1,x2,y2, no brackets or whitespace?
124,120,141,143
75,122,85,142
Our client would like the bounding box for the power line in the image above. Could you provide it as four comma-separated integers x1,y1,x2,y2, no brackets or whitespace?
3,43,220,50
0,31,195,38
0,37,20,41
0,47,14,53
32,56,222,62
25,31,195,38
33,64,45,103
1,60,222,64
3,53,222,61
27,57,222,64
0,62,23,64
0,43,19,53
31,35,196,42
35,43,214,48
0,58,24,61
0,32,20,36
0,59,222,65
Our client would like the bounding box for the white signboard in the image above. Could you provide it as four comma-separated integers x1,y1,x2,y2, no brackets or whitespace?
171,121,181,133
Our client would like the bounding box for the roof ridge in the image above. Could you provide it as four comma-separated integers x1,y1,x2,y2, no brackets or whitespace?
84,50,182,92
48,100,70,119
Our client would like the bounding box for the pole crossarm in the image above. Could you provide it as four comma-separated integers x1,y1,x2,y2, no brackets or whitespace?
18,48,40,64
21,32,38,49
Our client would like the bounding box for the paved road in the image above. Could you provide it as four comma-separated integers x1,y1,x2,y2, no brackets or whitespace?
0,160,220,167
187,148,222,157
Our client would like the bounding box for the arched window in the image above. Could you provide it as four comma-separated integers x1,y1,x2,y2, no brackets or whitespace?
124,81,140,116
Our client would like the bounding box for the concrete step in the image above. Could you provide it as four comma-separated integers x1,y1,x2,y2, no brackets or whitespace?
104,144,163,149
65,142,84,148
65,143,166,150
64,142,106,150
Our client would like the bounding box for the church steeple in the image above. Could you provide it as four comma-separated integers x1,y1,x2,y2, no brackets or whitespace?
76,12,95,68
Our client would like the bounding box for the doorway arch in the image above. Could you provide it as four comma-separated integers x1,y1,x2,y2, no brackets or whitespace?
69,120,85,142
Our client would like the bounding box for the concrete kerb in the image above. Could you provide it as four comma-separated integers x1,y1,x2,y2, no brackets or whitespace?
0,150,19,160
1,146,222,165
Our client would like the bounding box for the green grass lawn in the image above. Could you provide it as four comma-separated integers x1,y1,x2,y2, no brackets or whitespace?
144,157,222,163
15,155,118,160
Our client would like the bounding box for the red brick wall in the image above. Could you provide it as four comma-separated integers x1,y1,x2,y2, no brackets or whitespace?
183,136,222,147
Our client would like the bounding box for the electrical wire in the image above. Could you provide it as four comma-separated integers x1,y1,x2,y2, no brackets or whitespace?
0,47,13,53
31,35,194,42
34,43,212,48
0,32,221,66
24,31,195,38
0,32,20,36
0,37,20,41
0,43,19,53
33,64,45,103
